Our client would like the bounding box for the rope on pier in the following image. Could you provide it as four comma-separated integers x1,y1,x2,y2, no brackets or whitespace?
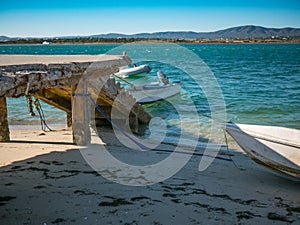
33,98,52,132
26,95,52,132
26,95,36,117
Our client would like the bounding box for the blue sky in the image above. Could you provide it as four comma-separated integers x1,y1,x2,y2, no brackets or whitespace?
1,0,300,37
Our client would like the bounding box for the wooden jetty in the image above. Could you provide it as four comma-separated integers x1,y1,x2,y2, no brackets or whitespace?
0,54,150,145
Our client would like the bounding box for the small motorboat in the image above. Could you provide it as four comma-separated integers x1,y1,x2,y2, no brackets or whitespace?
226,123,300,180
126,71,182,104
114,64,151,78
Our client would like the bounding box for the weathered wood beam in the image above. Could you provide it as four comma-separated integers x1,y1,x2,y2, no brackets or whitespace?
35,89,71,113
0,96,10,142
71,84,91,145
66,112,72,128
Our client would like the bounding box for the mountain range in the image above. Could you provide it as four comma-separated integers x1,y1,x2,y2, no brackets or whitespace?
89,26,300,39
1,25,300,40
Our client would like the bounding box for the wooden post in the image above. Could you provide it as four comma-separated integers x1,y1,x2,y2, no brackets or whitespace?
66,112,72,128
0,96,10,142
129,111,139,134
71,83,91,145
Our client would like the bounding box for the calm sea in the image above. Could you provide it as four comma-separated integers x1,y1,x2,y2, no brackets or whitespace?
1,44,299,140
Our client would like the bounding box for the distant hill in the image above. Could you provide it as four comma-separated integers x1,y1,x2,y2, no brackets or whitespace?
89,25,300,39
1,25,300,40
205,25,300,39
89,31,201,39
0,36,10,40
86,25,300,40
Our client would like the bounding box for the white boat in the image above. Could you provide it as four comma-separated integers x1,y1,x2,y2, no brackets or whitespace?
114,64,151,78
127,71,182,104
226,123,300,180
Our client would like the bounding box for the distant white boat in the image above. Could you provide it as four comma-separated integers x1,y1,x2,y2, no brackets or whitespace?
127,71,182,104
226,123,300,180
42,41,50,45
115,64,151,78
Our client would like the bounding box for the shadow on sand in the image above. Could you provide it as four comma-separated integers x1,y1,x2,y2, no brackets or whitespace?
1,128,300,224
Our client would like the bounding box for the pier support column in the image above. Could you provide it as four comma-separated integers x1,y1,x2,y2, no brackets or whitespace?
71,84,91,145
129,111,139,134
66,112,72,128
0,96,10,142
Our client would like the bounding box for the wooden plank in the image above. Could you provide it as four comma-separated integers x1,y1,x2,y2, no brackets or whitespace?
71,84,91,145
66,112,72,128
35,88,72,113
0,96,10,142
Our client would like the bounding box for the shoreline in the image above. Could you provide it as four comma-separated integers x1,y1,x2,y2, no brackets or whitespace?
8,123,66,130
1,40,300,45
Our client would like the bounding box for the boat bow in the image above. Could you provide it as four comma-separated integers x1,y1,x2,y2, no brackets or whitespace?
226,123,300,180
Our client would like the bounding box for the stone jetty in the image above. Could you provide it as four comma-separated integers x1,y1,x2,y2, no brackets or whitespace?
0,54,150,144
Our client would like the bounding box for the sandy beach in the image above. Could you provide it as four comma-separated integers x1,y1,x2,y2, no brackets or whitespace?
0,125,300,225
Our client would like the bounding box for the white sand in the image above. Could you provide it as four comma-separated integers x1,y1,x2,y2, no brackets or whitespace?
0,125,73,167
0,126,299,224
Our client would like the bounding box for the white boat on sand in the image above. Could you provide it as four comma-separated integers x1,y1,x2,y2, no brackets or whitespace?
114,64,151,78
126,71,182,104
226,123,300,180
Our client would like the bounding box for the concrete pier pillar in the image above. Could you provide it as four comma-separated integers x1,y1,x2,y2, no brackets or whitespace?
0,96,10,142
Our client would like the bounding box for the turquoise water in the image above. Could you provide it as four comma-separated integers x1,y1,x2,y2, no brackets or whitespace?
190,44,300,129
1,44,299,133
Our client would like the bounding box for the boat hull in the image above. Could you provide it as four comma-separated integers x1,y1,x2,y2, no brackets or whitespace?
128,83,181,104
115,64,151,77
226,123,300,180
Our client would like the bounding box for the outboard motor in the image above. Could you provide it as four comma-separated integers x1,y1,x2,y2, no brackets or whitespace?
145,64,152,73
157,71,170,85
